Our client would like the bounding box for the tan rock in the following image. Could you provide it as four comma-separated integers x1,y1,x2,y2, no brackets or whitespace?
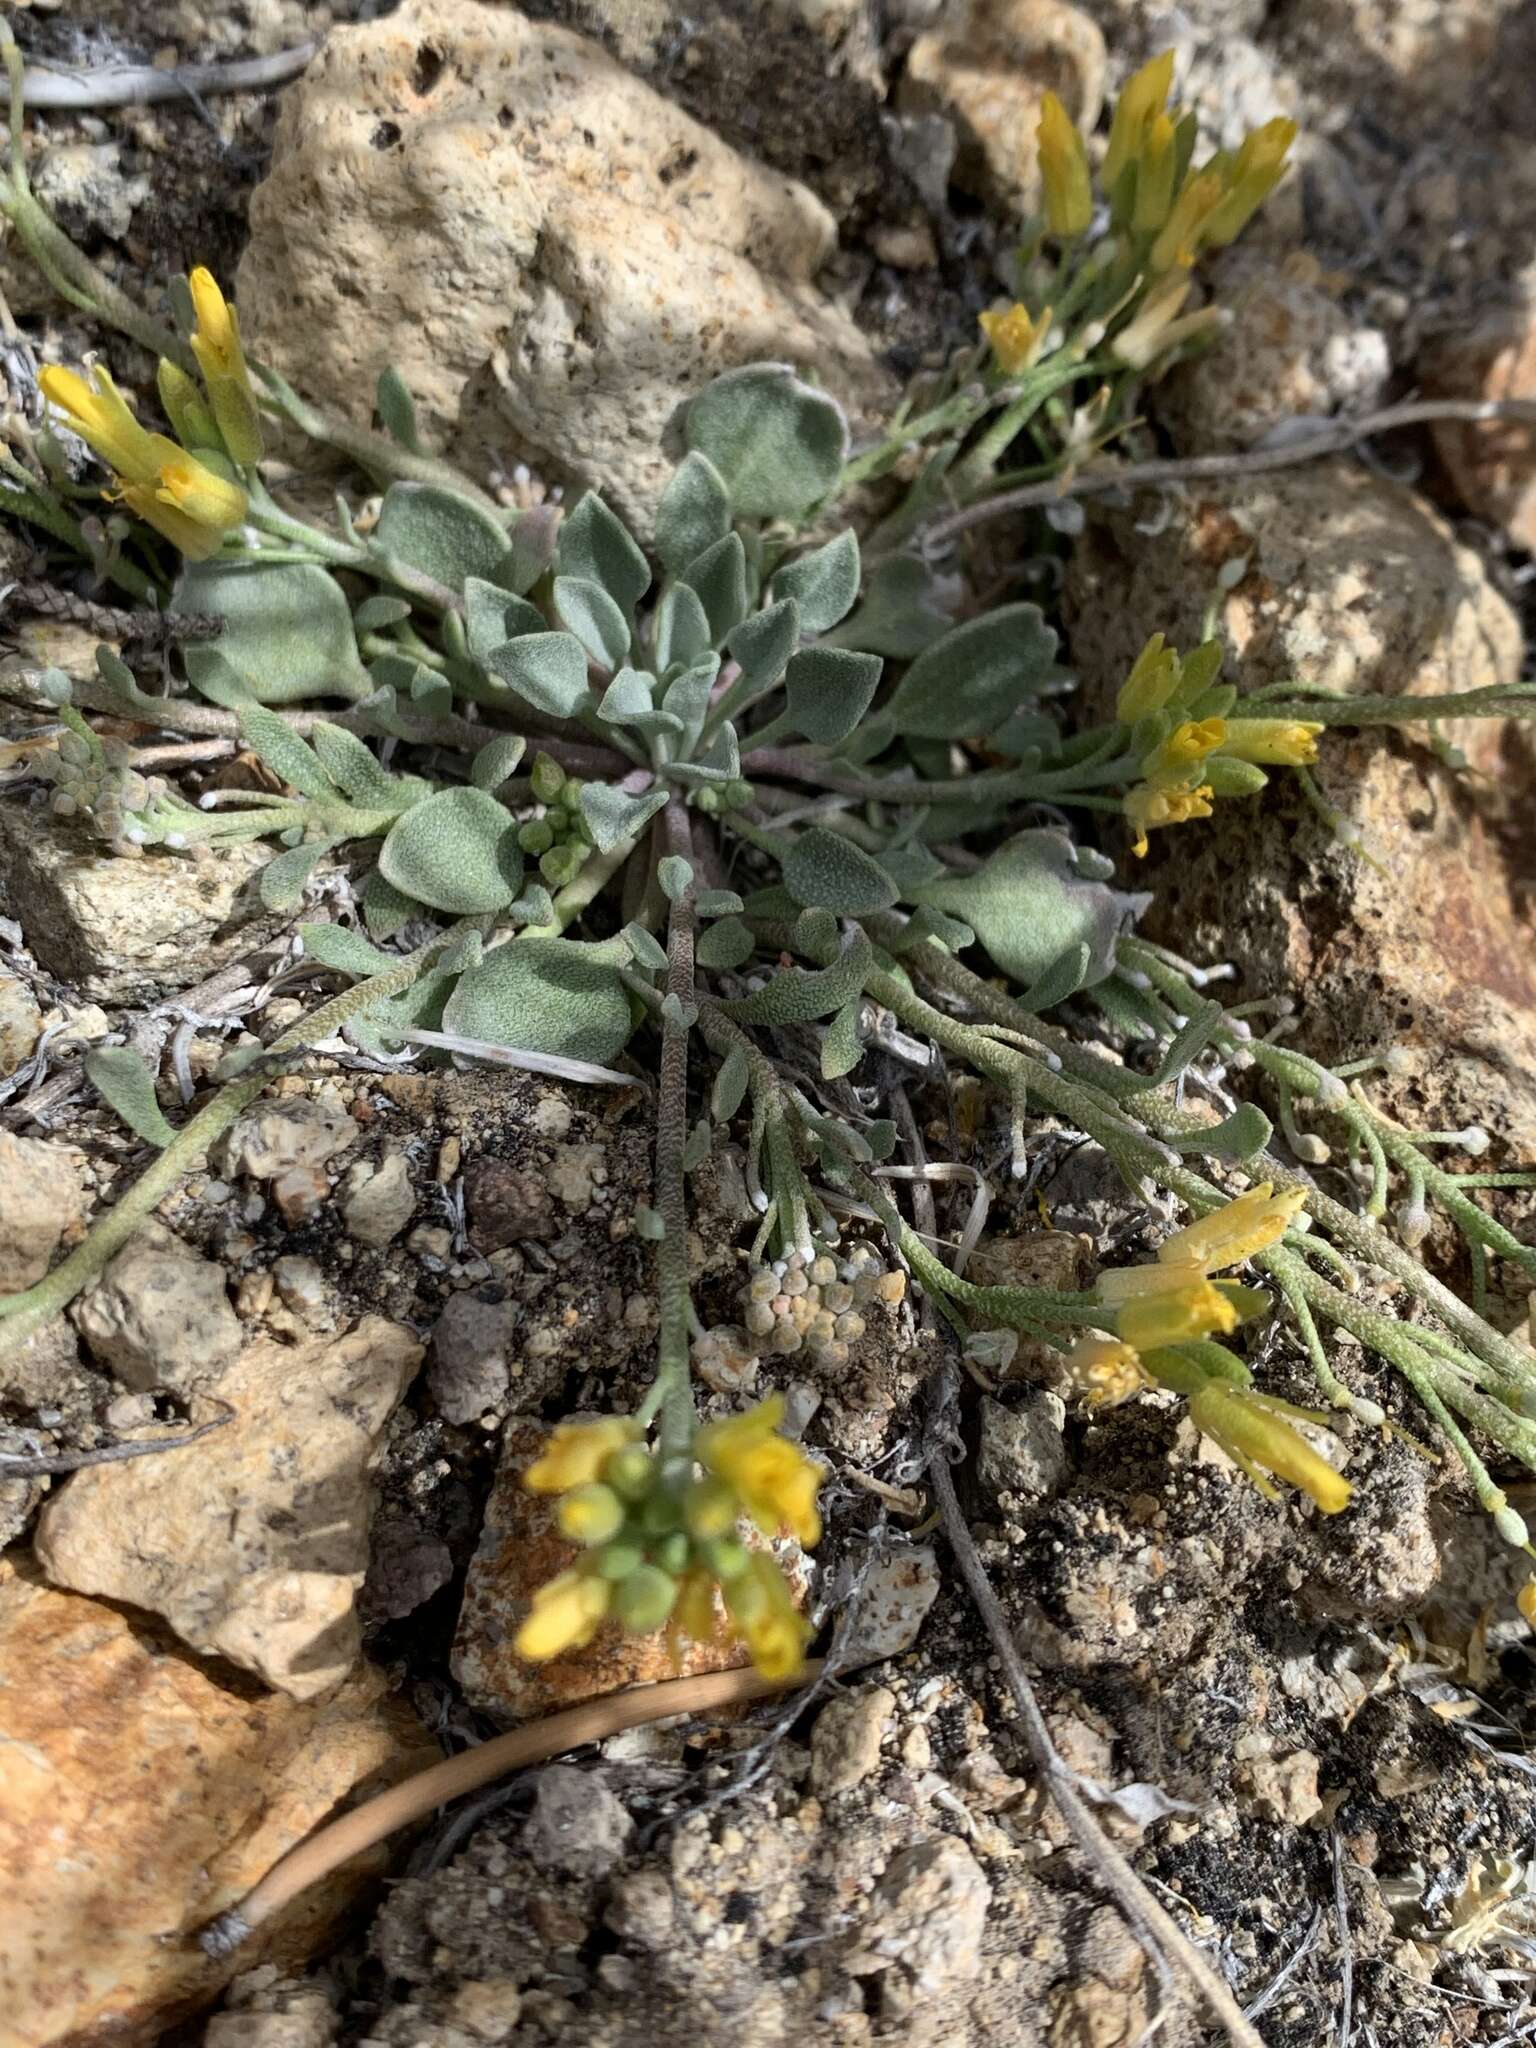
0,1129,85,1292
1424,285,1536,551
811,1684,895,1796
73,1218,243,1393
216,1097,360,1180
239,0,893,539
1064,463,1536,1151
898,0,1105,212
341,1152,417,1247
1155,250,1390,453
453,1418,763,1722
0,1561,431,2048
0,808,270,1003
35,1317,422,1698
0,973,42,1076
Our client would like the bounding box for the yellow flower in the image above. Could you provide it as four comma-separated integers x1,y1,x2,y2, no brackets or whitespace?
1124,779,1214,857
1217,718,1323,767
1188,1381,1351,1513
1102,50,1176,191
697,1394,823,1547
524,1416,641,1494
1202,119,1299,248
1142,717,1226,785
1064,1336,1149,1409
556,1482,627,1547
1519,1577,1536,1632
1159,1184,1308,1272
39,363,163,484
723,1552,812,1681
1111,273,1223,372
188,266,264,465
156,359,218,451
1037,92,1093,237
1116,633,1181,722
1148,167,1226,273
1131,112,1180,233
514,1567,612,1660
1099,1264,1240,1349
979,301,1053,376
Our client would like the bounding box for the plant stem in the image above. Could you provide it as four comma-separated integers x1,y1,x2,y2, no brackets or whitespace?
652,803,697,1455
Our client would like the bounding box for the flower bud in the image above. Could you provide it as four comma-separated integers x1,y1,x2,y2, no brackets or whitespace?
556,1482,626,1548
614,1564,679,1632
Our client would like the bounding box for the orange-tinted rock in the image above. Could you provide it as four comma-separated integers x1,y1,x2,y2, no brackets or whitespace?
0,1561,433,2048
1424,294,1536,551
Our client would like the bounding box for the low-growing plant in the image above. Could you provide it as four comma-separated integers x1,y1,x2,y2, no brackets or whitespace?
2,29,1536,1686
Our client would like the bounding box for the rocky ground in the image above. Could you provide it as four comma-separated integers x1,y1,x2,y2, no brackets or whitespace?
2,1,1536,2045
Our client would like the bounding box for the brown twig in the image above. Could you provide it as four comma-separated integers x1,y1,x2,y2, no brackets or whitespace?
925,1365,1266,2048
917,396,1536,549
0,1399,233,1475
198,1660,819,1956
18,43,317,110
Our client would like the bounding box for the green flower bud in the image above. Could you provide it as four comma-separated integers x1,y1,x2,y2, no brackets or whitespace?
156,359,219,453
652,1531,691,1576
530,752,566,804
639,1487,682,1537
700,1534,752,1582
603,1444,656,1501
540,842,586,889
594,1539,648,1581
517,818,555,856
693,786,723,814
614,1563,679,1632
1201,755,1270,797
723,780,753,810
556,1482,626,1548
683,1475,738,1543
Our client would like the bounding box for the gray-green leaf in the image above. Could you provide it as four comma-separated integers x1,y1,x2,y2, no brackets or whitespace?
712,1044,750,1120
553,575,630,670
652,583,711,673
84,1045,176,1149
685,364,848,522
727,599,800,703
471,733,528,790
375,366,420,450
596,667,681,737
782,645,882,747
772,529,860,635
259,837,332,911
879,604,1057,740
465,577,546,663
696,916,755,970
483,632,591,720
299,922,400,978
238,705,333,800
362,868,419,940
829,552,952,658
658,856,693,903
783,827,899,916
579,781,668,854
311,722,416,809
821,996,865,1080
556,493,650,613
682,532,748,647
443,937,636,1064
622,922,669,972
177,560,370,705
656,451,732,578
378,787,524,913
373,482,514,593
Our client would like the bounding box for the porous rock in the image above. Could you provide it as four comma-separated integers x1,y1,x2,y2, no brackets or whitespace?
841,1837,992,2018
897,0,1106,212
341,1152,418,1247
810,1684,895,1796
0,1128,85,1291
427,1287,525,1423
1423,285,1536,551
239,0,893,538
0,1561,430,2048
216,1096,360,1180
1064,462,1536,1150
35,1317,422,1698
0,808,270,1003
977,1390,1068,1505
0,972,42,1075
837,1543,942,1664
522,1764,633,1877
73,1218,243,1394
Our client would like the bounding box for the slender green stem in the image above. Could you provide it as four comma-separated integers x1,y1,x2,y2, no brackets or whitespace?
651,804,698,1456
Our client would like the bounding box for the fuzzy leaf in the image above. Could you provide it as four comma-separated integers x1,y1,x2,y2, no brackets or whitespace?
783,827,899,916
471,733,528,790
661,655,720,756
722,930,873,1025
696,888,745,917
579,781,668,854
375,366,420,451
310,723,416,809
821,995,865,1080
443,937,636,1064
653,583,712,673
346,965,455,1060
177,560,370,705
696,916,755,970
363,867,418,940
829,552,952,658
772,529,860,635
556,493,651,612
685,364,848,521
622,923,669,972
506,507,561,597
373,482,514,593
259,838,332,911
656,451,732,578
354,593,412,631
782,646,883,747
85,1045,176,1149
505,882,557,927
1166,1102,1273,1162
482,632,591,720
379,787,524,913
912,829,1148,997
683,1119,713,1172
299,922,400,978
464,577,546,663
596,667,681,737
712,1044,750,1121
238,704,333,800
682,532,749,647
658,856,693,903
553,575,630,670
879,604,1057,740
727,599,799,702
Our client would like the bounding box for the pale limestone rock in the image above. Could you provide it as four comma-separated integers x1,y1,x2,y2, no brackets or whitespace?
810,1685,895,1795
0,810,270,1003
72,1219,242,1393
238,0,894,539
0,1129,85,1291
0,1561,430,2048
1064,462,1536,1151
837,1544,942,1664
35,1318,421,1698
0,973,42,1076
977,1390,1068,1504
898,0,1105,212
842,1838,991,2018
215,1097,359,1180
341,1152,417,1247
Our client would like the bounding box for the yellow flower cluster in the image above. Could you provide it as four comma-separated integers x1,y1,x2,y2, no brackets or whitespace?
513,1396,822,1682
1066,1186,1348,1513
39,268,261,560
1114,633,1322,856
